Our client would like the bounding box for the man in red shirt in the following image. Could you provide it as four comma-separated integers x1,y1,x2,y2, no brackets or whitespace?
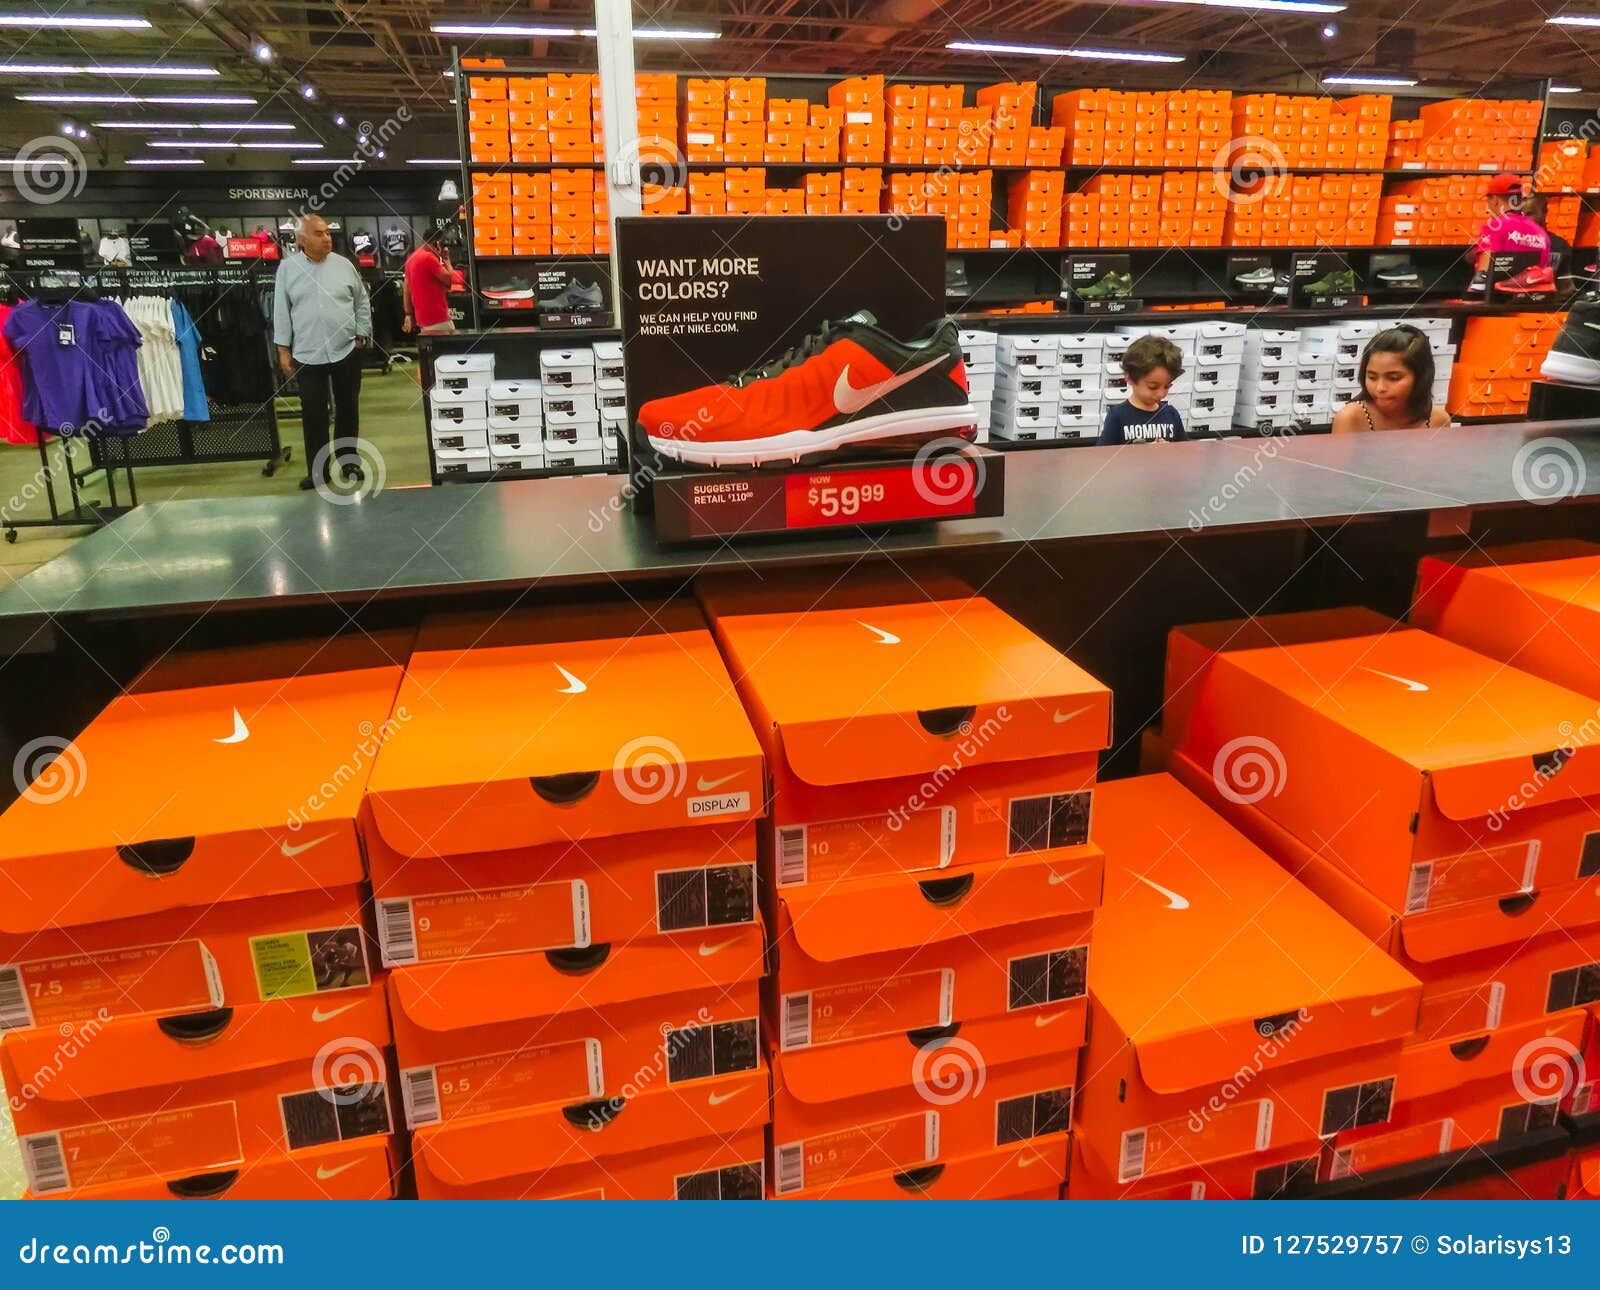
403,230,455,334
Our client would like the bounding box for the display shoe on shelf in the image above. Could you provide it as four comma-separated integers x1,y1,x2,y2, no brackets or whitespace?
1271,272,1292,299
1466,269,1489,293
481,277,534,301
1540,297,1600,384
1077,270,1134,299
539,280,606,311
1234,266,1276,287
1304,267,1357,296
1375,263,1422,289
637,309,977,467
1495,264,1558,295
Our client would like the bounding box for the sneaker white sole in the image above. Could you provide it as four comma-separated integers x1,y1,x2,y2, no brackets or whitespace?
646,406,979,467
1541,350,1600,384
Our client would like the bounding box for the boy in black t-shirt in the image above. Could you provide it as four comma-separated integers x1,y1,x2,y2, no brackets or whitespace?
1098,334,1187,445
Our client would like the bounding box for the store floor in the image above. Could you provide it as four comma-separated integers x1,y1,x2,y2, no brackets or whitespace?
0,362,436,587
0,364,432,1201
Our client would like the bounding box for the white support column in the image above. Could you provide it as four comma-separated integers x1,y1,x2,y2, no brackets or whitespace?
595,0,641,317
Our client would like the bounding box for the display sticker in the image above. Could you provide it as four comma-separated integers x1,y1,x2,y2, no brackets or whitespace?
774,807,956,887
401,1037,603,1129
773,1111,939,1196
779,968,953,1051
250,926,371,1000
1007,791,1092,855
656,864,756,933
0,939,222,1032
375,881,589,968
1329,1118,1454,1180
1006,946,1088,1011
1119,1098,1273,1184
1404,840,1538,915
279,1082,392,1152
1416,981,1504,1043
22,1101,242,1195
674,1161,764,1200
995,1086,1074,1146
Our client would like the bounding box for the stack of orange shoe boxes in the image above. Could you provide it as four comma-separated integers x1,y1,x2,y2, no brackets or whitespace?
1009,170,1066,248
699,571,1111,1201
1073,774,1420,1199
1054,89,1108,165
922,84,970,164
686,77,726,162
635,72,678,162
766,97,808,162
725,166,766,216
467,75,510,164
1447,312,1567,417
508,173,550,256
979,81,1034,165
1539,139,1587,192
1543,193,1582,242
805,104,843,163
471,173,512,258
551,167,594,254
804,170,841,214
1379,176,1490,244
1129,91,1165,168
725,76,766,163
1393,99,1540,170
1025,125,1066,166
0,634,411,1199
641,183,687,215
840,167,882,214
1151,607,1599,1188
1332,94,1391,169
546,73,598,163
508,76,550,164
689,171,726,216
832,75,885,163
1156,171,1227,246
956,170,992,247
764,186,806,215
593,169,611,254
367,606,770,1200
889,83,928,164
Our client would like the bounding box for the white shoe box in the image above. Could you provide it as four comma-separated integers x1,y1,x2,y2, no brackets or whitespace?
1102,373,1131,400
1234,404,1298,431
598,389,628,417
540,347,597,390
431,423,488,451
1057,370,1103,399
1190,391,1237,422
486,396,542,422
1167,392,1192,415
543,394,600,427
435,353,494,377
591,340,626,386
1188,417,1234,437
543,447,606,470
1246,330,1300,364
1194,336,1246,365
430,403,488,429
1057,423,1098,442
1235,388,1292,416
1117,326,1199,360
1003,397,1059,430
434,368,492,395
959,330,998,370
489,440,545,471
1186,365,1241,394
546,421,604,449
1333,362,1361,393
1056,333,1106,372
1059,395,1102,425
489,378,542,401
1238,362,1294,391
434,444,491,474
998,334,1060,374
487,422,541,452
1294,359,1334,389
993,418,1057,443
1431,380,1451,405
1293,389,1333,421
967,374,995,403
429,385,487,412
997,369,1062,399
1100,334,1129,365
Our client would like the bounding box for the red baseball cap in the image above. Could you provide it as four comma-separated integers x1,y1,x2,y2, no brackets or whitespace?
1487,172,1527,196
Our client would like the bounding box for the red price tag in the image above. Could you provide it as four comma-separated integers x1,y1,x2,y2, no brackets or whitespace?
784,461,977,529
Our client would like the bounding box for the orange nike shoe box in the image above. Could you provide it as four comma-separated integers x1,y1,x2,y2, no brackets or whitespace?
697,570,1112,883
419,1128,767,1199
1162,607,1600,919
35,1138,401,1201
363,604,762,861
769,1050,1074,1197
1152,742,1600,1041
1573,1151,1600,1199
0,885,373,1035
777,1140,1066,1200
4,988,394,1198
1080,775,1420,1188
1067,1135,1322,1200
0,632,407,947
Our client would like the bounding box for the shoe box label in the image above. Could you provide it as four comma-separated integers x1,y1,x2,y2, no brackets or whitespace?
1005,946,1088,1011
656,864,758,933
774,808,955,887
1327,1118,1454,1182
674,1159,765,1200
1004,790,1092,855
279,1081,393,1153
1569,1081,1595,1119
1416,980,1505,1044
401,1038,604,1129
994,1086,1074,1146
1498,1099,1561,1141
375,882,590,968
1547,960,1600,1011
780,969,954,1051
1320,1077,1396,1136
773,1110,940,1196
663,1017,761,1083
0,940,222,1032
22,1101,243,1196
249,925,372,1000
1119,1098,1273,1184
1252,1155,1320,1200
1404,840,1539,915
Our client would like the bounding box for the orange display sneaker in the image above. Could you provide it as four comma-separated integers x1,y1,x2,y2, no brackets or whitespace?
637,309,976,467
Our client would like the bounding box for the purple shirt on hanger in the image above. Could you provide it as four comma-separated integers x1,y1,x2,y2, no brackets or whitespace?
2,300,147,436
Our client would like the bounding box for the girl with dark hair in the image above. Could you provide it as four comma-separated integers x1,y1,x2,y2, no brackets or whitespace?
1330,326,1452,433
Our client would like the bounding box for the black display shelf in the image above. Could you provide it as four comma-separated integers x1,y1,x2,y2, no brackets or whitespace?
465,160,1530,179
950,244,1476,255
952,299,1569,327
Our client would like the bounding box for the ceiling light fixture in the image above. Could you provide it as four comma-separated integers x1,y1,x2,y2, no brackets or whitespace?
0,62,219,76
1550,84,1583,92
147,139,324,149
127,157,205,165
1146,0,1343,9
18,93,257,104
946,40,1184,62
94,120,294,129
429,21,720,39
1321,73,1417,85
253,41,272,61
405,157,461,165
1321,23,1338,37
301,83,315,99
0,13,151,27
291,156,365,166
333,113,346,126
1548,14,1600,26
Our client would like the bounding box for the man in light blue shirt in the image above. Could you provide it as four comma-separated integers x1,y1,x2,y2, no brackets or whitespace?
274,213,373,490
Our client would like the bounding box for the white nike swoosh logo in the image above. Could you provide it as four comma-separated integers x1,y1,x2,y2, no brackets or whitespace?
707,1087,743,1106
1363,667,1429,693
312,1001,363,1024
315,1160,361,1181
281,834,333,858
696,772,740,792
1584,322,1600,331
1016,1151,1048,1168
1130,871,1190,911
1369,1000,1402,1018
1046,866,1084,886
858,620,900,646
697,937,739,957
215,708,249,744
833,354,947,415
555,664,587,695
1052,704,1091,724
1034,1010,1068,1028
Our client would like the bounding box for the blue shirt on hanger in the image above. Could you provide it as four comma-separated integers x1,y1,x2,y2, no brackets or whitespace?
171,299,210,422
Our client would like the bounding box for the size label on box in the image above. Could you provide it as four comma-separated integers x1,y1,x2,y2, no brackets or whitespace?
0,940,222,1032
780,968,954,1051
1119,1098,1272,1184
1416,980,1504,1044
22,1101,242,1195
1405,841,1538,915
401,1038,603,1129
250,925,370,1000
375,882,590,967
774,808,955,887
1330,1118,1454,1181
773,1110,939,1196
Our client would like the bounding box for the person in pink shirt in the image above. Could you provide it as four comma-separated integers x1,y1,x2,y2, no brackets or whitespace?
1471,172,1553,294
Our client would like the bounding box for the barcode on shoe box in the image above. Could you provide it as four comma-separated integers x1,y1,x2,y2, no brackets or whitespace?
781,992,812,1050
774,1143,805,1196
1006,946,1088,1010
376,898,418,966
21,1132,69,1194
402,1067,442,1129
1320,1076,1395,1136
995,1086,1074,1147
1404,862,1433,915
1572,1083,1595,1118
656,864,756,933
1007,791,1091,855
663,1018,759,1084
1118,1128,1147,1184
0,965,34,1031
776,826,807,886
674,1161,764,1200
